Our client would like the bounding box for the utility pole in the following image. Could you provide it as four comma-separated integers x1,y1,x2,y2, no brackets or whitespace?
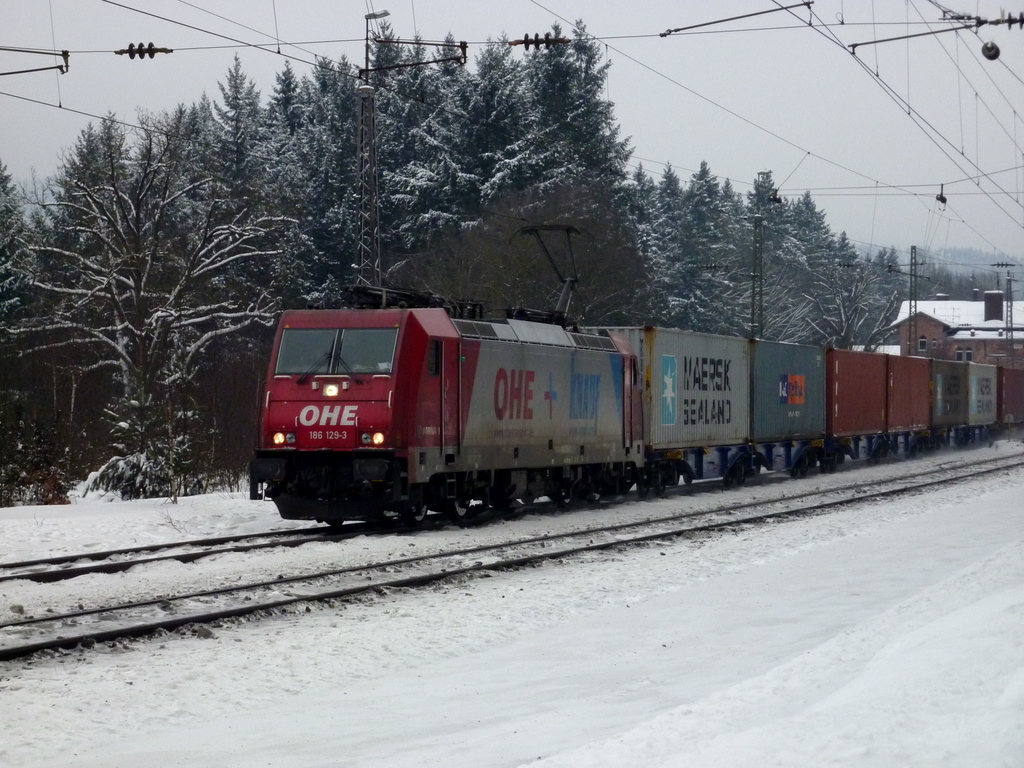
354,10,390,291
909,245,919,355
993,262,1016,367
353,12,467,298
749,170,778,340
751,214,764,339
1009,274,1015,368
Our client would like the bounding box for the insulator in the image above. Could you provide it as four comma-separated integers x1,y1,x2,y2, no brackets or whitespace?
981,41,1000,60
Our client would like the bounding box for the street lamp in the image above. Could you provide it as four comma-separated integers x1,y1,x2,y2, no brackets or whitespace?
362,10,390,79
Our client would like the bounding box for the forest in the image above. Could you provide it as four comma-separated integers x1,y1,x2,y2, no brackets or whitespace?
0,24,916,505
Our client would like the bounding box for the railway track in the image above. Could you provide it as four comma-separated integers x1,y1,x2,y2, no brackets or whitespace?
1,447,1014,585
0,524,373,585
2,451,1021,662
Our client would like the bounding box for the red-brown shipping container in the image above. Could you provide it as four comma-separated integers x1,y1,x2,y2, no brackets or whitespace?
886,355,931,432
998,367,1024,425
826,348,887,436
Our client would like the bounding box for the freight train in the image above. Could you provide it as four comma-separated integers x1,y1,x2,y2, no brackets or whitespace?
248,304,1024,526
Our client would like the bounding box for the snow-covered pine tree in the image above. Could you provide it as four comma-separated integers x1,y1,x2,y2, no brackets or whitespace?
624,164,671,323
522,22,630,190
383,34,479,250
0,160,27,325
471,39,550,203
291,56,360,305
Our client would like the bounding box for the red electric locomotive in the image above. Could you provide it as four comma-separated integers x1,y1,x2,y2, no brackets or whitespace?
249,307,644,525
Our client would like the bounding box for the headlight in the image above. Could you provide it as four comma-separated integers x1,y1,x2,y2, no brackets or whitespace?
372,432,385,445
273,432,297,445
323,383,339,397
360,432,372,445
360,432,386,446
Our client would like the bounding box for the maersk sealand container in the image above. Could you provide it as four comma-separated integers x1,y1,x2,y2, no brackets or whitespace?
607,327,750,449
749,340,826,446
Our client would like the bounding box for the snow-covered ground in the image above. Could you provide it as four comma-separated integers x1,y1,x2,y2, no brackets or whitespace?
1,447,1023,768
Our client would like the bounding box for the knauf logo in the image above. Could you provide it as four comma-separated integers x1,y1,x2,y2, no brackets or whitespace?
778,374,806,405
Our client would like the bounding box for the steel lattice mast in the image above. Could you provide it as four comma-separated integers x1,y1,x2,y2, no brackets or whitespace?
355,81,381,288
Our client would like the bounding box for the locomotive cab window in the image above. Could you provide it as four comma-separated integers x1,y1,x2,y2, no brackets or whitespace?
428,340,442,376
333,328,398,374
275,327,398,375
275,328,337,375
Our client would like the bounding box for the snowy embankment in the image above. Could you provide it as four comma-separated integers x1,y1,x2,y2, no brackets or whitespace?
1,446,1023,768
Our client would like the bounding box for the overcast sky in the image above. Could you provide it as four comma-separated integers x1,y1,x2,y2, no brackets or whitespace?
3,1,1024,271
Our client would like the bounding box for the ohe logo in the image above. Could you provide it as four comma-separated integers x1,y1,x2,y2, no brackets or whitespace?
299,404,358,426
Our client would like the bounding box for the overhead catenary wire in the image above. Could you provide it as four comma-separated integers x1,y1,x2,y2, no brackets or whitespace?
134,0,1024,256
770,0,1024,243
3,0,1019,259
526,0,1009,249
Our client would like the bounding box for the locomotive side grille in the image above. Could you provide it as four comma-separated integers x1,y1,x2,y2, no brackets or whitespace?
569,332,616,351
452,319,500,339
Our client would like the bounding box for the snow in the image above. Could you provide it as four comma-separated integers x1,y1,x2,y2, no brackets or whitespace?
1,448,1023,768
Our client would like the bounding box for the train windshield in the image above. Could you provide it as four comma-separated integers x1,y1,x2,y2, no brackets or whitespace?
275,328,398,376
334,328,398,374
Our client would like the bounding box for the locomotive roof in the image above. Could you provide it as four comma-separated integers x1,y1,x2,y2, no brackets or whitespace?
277,308,618,351
452,317,618,351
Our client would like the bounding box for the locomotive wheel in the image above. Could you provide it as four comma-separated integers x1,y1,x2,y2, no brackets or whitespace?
402,501,428,526
445,498,473,525
555,484,573,507
653,474,665,496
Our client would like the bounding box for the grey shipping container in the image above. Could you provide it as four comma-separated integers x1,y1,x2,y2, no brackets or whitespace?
604,327,750,450
967,362,997,425
931,360,969,428
749,340,826,442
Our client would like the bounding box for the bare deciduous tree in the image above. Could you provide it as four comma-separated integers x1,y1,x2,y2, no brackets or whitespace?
17,111,286,498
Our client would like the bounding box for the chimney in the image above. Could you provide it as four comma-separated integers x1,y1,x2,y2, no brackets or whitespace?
984,290,1004,322
973,288,981,301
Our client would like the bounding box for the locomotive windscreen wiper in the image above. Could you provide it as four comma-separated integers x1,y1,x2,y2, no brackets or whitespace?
296,349,332,385
334,354,358,378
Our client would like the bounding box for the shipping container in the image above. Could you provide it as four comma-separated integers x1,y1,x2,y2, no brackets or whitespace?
998,367,1024,425
886,355,931,432
606,327,750,450
825,349,887,437
967,363,997,426
931,359,969,428
750,340,825,442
